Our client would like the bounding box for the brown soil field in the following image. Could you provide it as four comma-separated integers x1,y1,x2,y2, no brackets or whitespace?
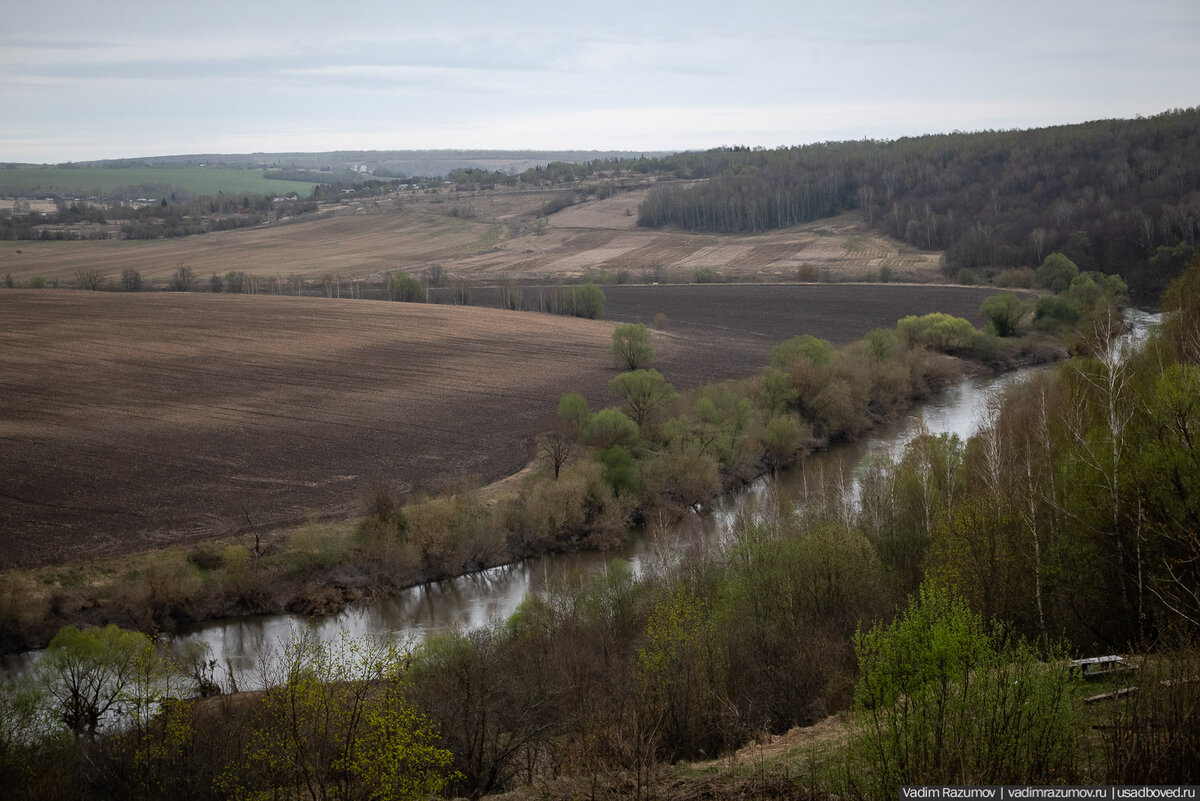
0,292,620,567
432,282,1012,384
602,283,1007,380
0,284,1011,569
0,185,942,288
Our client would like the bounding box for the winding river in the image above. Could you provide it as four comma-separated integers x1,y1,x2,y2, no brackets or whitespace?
4,310,1158,683
165,354,1054,686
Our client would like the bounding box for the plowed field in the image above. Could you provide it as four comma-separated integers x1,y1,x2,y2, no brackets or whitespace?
0,284,1008,567
0,292,623,567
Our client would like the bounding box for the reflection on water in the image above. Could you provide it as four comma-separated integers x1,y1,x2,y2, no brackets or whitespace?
0,365,1049,684
6,310,1160,683
175,511,733,684
802,361,1052,505
173,363,1048,686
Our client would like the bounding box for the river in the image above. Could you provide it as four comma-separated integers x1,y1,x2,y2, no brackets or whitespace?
163,356,1054,686
4,310,1158,683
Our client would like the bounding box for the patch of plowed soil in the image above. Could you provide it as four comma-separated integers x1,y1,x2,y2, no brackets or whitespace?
600,237,707,273
0,292,625,567
600,283,1008,384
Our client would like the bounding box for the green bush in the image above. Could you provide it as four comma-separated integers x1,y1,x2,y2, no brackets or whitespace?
1036,252,1079,293
964,330,1005,361
288,517,351,573
608,368,677,429
387,270,425,302
980,291,1031,337
556,391,590,429
863,328,895,362
762,413,804,466
583,408,640,450
771,334,835,369
611,322,653,369
593,445,638,496
1035,295,1082,326
848,585,1079,796
896,313,977,353
572,282,606,319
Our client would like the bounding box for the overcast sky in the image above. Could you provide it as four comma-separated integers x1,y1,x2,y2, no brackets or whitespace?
4,0,1199,162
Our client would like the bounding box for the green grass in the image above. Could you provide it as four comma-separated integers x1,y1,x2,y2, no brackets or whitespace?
0,165,319,199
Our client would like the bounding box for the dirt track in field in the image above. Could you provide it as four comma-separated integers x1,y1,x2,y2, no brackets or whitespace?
0,284,1009,568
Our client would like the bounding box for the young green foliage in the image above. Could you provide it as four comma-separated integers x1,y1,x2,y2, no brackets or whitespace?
610,322,654,370
608,369,678,429
849,585,1079,795
980,291,1032,337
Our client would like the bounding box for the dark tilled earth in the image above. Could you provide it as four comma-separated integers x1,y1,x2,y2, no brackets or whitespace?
0,284,1009,567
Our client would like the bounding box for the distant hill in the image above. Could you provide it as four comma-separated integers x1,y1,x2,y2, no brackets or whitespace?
73,150,670,178
632,109,1200,297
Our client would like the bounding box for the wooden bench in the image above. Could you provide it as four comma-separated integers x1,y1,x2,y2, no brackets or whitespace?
1070,655,1135,680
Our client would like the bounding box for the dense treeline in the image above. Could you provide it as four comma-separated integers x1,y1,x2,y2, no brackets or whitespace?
636,148,856,233
309,178,418,200
633,109,1200,296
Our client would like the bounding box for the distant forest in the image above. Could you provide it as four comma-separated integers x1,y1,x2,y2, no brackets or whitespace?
632,109,1200,297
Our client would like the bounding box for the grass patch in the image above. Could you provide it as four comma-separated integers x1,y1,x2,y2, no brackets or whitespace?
0,165,317,199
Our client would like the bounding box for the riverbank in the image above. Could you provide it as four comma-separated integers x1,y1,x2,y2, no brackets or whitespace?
0,325,1068,660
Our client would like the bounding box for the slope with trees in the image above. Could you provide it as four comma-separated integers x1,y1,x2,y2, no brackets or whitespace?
633,109,1200,296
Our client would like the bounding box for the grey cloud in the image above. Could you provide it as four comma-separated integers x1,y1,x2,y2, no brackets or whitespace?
0,38,125,50
1,31,729,90
2,36,584,84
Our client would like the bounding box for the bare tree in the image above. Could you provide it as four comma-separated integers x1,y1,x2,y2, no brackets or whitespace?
75,270,108,290
538,417,577,479
1030,227,1047,263
120,268,142,292
170,263,194,292
1064,306,1139,617
425,264,447,287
